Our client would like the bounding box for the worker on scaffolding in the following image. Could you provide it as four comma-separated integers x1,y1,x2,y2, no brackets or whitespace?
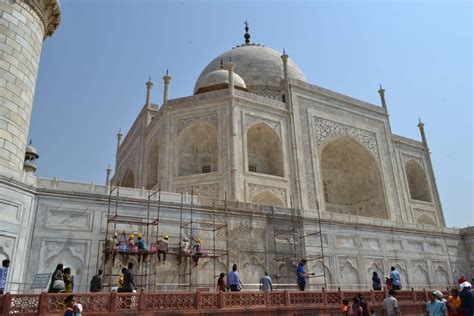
192,238,203,267
296,258,315,291
127,234,135,251
137,234,147,251
178,237,191,265
157,236,169,264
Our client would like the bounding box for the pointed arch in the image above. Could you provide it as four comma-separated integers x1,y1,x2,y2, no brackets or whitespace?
247,122,283,177
405,160,432,202
121,168,135,188
416,213,436,225
320,136,388,218
177,122,218,176
251,190,286,207
146,140,160,189
413,264,429,287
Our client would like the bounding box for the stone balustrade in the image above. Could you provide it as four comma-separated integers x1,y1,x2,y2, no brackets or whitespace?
0,289,442,315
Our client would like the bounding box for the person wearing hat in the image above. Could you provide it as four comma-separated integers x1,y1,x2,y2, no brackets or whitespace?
459,282,473,316
137,234,147,251
126,234,135,251
157,235,169,264
427,291,447,316
192,238,203,267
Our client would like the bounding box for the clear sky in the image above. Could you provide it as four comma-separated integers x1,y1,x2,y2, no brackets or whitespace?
30,0,472,227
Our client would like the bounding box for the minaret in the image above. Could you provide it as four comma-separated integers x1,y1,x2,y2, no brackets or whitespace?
163,70,171,105
106,164,112,185
378,84,387,110
417,118,428,149
145,77,153,107
0,1,60,174
115,129,123,182
226,59,235,95
281,49,289,81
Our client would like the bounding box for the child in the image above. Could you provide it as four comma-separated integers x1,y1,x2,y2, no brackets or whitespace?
73,303,83,316
341,298,352,316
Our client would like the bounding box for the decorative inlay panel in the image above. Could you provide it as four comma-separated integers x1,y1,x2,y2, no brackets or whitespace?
177,113,218,134
175,183,220,198
313,117,379,159
300,108,317,209
247,183,287,204
244,114,281,135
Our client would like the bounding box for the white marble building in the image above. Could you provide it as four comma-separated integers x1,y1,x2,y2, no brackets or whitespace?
0,1,472,292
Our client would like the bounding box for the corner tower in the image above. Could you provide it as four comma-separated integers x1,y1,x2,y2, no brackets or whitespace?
0,0,60,174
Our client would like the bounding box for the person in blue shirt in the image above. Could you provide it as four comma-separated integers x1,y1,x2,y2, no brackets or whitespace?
296,259,314,291
459,281,474,316
228,264,243,291
137,234,147,250
389,267,401,290
427,291,447,316
0,259,10,294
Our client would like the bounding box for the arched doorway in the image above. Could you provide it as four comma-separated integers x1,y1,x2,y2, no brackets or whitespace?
320,137,388,218
146,140,160,189
177,123,218,176
247,123,283,177
405,160,432,202
121,168,135,188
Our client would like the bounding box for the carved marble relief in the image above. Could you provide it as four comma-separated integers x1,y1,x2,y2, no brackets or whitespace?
177,113,218,135
432,263,449,285
175,183,220,199
313,117,380,159
413,209,436,225
244,114,281,137
412,261,429,286
247,183,287,206
299,108,317,209
338,258,360,286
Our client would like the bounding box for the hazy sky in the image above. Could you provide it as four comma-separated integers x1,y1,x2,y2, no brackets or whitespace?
30,0,472,227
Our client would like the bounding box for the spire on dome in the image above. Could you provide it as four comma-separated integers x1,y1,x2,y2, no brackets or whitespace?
244,20,250,44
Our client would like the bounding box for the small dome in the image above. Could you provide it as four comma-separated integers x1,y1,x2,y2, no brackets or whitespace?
194,69,246,94
25,144,39,158
194,45,306,96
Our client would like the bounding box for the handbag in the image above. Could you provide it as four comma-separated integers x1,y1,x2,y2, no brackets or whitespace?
52,279,65,290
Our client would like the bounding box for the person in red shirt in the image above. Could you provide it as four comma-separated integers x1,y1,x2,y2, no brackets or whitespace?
217,273,226,292
458,276,466,284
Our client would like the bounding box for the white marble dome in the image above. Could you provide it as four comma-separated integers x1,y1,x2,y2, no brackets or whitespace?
195,69,246,93
194,45,306,96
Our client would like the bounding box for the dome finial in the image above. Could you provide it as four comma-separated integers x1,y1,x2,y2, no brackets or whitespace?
244,19,250,45
220,59,224,69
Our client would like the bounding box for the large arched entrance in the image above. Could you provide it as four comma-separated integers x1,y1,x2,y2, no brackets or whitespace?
247,123,283,177
177,123,218,176
320,137,388,218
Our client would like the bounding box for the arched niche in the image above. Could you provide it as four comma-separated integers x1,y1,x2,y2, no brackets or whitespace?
247,123,283,177
405,160,432,202
251,190,286,207
321,136,388,218
146,140,160,189
121,168,135,188
177,123,218,176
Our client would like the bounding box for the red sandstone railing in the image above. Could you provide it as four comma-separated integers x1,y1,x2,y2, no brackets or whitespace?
0,289,442,315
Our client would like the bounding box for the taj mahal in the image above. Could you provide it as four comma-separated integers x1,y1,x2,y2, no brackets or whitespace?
0,0,472,293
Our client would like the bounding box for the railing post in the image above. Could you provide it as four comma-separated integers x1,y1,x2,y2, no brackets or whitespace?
322,287,327,305
423,288,429,301
370,289,375,304
139,289,146,311
2,292,11,315
265,291,271,307
338,287,343,305
196,290,202,309
218,291,225,309
39,292,48,315
411,288,416,302
284,290,290,306
109,290,117,312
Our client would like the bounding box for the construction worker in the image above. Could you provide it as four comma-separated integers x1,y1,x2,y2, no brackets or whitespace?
117,267,126,292
157,236,169,264
192,238,203,267
127,234,135,251
177,237,191,265
137,234,147,251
